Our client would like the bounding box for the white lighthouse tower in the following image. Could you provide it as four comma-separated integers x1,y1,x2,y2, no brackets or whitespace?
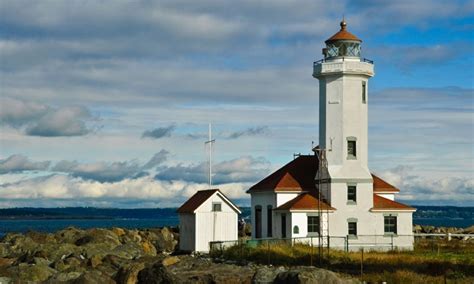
313,19,375,229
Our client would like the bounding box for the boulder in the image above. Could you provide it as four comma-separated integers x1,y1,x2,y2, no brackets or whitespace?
463,225,474,234
55,227,85,244
89,254,103,268
71,270,115,284
12,263,56,282
4,235,37,256
40,243,80,262
252,266,287,283
137,261,178,284
115,262,146,284
46,271,83,283
111,243,144,260
0,277,12,284
162,256,180,267
112,228,126,237
166,255,255,284
141,240,157,256
26,231,57,244
76,228,122,247
53,255,84,272
154,227,177,252
273,267,358,284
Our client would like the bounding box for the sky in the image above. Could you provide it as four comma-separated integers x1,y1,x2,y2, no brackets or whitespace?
0,0,473,208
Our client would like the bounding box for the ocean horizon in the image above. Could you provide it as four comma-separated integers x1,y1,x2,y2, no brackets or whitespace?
0,206,472,235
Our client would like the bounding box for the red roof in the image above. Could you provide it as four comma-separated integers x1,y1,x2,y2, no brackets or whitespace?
177,189,218,213
325,20,361,43
372,194,415,211
372,174,400,193
247,155,318,193
275,193,335,211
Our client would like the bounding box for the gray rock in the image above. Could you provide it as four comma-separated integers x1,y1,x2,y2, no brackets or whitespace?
10,263,56,282
137,261,177,284
115,262,146,284
252,266,287,284
0,244,11,258
46,271,83,283
274,267,358,284
71,270,116,284
0,277,12,284
55,227,85,244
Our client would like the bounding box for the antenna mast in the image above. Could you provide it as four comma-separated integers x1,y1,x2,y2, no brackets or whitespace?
205,123,216,187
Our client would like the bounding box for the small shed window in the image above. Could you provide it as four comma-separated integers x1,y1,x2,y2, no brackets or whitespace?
212,202,222,212
293,226,299,234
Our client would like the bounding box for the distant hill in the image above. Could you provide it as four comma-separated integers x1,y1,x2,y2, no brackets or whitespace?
0,206,472,228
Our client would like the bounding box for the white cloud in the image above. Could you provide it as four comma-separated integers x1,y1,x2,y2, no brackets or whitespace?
0,174,250,208
0,97,96,137
375,166,474,206
0,154,50,174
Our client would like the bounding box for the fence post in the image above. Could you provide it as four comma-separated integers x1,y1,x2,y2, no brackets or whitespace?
360,248,364,277
345,235,349,252
391,234,394,250
310,237,313,266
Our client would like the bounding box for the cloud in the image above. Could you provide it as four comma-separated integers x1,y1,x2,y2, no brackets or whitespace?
142,125,175,139
0,97,95,137
156,156,271,184
375,166,474,206
51,151,169,182
0,174,250,208
0,154,50,174
228,126,269,139
143,150,170,169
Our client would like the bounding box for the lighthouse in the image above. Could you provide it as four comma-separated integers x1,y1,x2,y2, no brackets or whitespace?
313,20,375,210
247,20,415,251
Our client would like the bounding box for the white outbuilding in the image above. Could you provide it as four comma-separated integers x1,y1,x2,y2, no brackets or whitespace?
177,189,241,252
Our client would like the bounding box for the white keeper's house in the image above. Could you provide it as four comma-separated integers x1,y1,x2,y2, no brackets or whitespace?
247,20,416,250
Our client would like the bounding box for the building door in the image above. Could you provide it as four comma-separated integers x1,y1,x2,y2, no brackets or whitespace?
255,206,262,238
281,214,287,238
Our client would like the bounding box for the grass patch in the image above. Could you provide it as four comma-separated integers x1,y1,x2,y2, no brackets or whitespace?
212,239,474,283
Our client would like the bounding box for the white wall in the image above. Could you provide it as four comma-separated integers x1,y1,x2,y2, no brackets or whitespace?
376,193,395,201
190,192,239,252
179,213,195,251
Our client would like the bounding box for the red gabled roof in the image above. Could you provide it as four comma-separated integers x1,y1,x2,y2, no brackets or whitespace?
325,20,361,43
177,189,219,213
372,194,415,211
275,193,335,211
372,174,400,193
247,155,318,193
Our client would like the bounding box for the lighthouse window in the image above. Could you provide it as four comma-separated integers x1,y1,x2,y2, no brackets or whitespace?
362,82,366,103
347,185,357,203
347,138,357,159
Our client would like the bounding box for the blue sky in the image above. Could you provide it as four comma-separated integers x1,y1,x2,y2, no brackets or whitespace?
0,0,473,207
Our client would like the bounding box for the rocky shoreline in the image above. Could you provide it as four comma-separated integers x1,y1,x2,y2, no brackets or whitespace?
0,227,356,283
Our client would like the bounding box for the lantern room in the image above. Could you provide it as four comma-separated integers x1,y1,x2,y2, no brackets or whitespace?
323,19,362,60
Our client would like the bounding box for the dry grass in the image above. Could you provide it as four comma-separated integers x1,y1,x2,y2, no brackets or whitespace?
214,239,474,283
